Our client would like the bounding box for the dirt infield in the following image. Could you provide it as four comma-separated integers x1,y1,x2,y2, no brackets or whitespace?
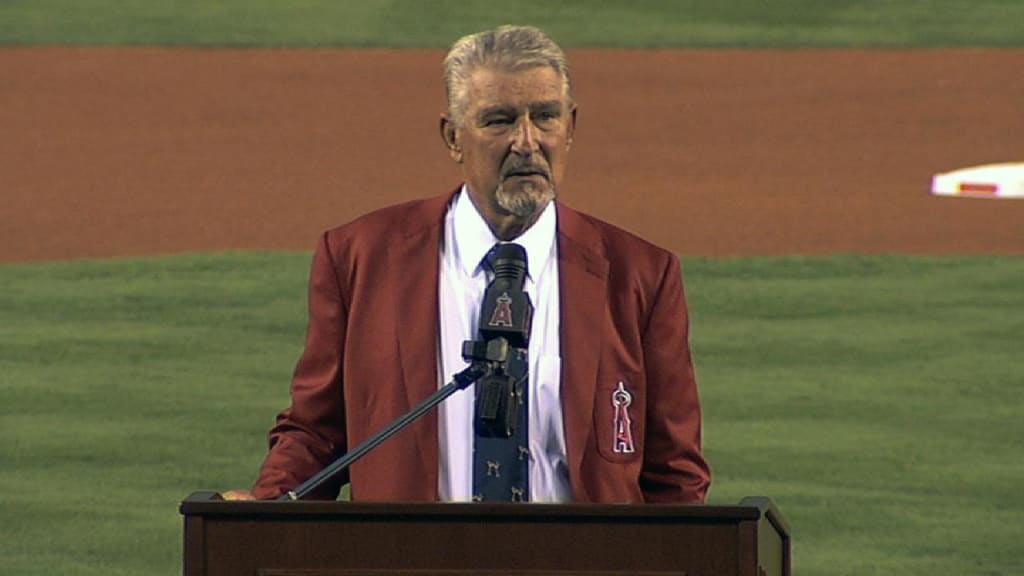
2,47,1022,262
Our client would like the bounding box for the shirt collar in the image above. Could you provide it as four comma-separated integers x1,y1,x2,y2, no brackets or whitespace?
452,185,556,281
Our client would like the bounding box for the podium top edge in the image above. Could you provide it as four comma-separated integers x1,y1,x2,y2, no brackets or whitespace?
180,491,773,522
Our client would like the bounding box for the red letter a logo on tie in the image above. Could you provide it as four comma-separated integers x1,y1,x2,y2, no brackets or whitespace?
488,292,514,327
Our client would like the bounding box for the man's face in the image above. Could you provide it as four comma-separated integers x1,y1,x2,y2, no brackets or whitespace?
442,65,576,239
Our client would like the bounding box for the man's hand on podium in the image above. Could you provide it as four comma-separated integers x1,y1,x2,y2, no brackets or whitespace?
221,490,257,501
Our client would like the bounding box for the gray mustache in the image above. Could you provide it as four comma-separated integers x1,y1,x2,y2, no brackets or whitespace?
502,161,550,179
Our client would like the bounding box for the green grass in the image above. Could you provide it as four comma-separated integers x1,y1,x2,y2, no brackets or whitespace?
2,253,1022,575
684,256,1024,575
1,0,1023,47
0,253,307,575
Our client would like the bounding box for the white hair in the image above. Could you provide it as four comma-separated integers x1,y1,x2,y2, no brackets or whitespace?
442,25,573,126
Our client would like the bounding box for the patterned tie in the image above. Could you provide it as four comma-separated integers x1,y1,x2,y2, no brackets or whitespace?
472,244,531,502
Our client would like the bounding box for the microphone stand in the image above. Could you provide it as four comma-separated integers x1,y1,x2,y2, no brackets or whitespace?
279,338,509,501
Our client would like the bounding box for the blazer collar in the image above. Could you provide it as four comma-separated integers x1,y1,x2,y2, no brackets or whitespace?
387,191,454,498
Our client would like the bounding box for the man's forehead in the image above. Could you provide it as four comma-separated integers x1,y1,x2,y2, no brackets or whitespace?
464,66,567,107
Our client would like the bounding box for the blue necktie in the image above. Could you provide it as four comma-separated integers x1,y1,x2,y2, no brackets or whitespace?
472,244,530,502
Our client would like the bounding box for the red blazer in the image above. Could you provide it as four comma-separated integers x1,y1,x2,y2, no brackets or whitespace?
252,191,710,503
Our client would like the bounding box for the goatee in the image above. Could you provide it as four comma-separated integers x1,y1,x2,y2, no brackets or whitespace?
496,180,556,219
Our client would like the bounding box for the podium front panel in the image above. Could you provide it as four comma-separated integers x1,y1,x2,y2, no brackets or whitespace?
182,493,790,576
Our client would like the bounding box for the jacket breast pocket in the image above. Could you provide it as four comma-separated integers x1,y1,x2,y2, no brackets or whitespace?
594,376,644,463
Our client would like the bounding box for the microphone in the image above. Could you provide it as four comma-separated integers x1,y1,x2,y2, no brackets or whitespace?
468,243,532,439
280,245,533,500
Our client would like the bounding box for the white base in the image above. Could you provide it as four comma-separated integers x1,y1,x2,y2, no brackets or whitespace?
931,162,1024,199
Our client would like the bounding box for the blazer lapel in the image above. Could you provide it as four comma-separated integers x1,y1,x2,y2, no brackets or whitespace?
556,204,609,494
387,193,452,497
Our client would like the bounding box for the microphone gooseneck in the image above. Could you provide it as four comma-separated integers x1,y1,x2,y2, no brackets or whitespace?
278,244,535,501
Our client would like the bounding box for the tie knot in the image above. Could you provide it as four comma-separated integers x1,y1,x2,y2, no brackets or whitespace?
485,243,528,282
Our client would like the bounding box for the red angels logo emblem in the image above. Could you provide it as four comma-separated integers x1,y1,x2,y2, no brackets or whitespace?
488,292,514,327
612,381,636,454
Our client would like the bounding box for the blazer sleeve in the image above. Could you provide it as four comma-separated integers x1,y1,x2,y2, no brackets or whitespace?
639,254,711,503
252,232,349,499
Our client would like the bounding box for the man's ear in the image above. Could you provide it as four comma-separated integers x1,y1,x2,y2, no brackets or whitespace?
439,114,462,163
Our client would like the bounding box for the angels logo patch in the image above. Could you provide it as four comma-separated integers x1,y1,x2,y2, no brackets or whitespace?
488,292,514,327
611,381,636,454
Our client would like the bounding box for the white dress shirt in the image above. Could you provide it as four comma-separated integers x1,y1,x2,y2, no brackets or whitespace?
437,188,570,502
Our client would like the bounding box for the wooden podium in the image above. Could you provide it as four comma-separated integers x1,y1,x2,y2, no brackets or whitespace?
181,492,790,576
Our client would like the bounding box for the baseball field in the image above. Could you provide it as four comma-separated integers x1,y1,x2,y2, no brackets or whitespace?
2,2,1023,575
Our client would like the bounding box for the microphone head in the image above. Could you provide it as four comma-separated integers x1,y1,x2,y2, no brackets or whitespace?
479,243,532,348
488,243,527,289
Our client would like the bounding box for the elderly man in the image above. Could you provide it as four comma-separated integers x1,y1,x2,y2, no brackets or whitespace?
225,25,710,503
